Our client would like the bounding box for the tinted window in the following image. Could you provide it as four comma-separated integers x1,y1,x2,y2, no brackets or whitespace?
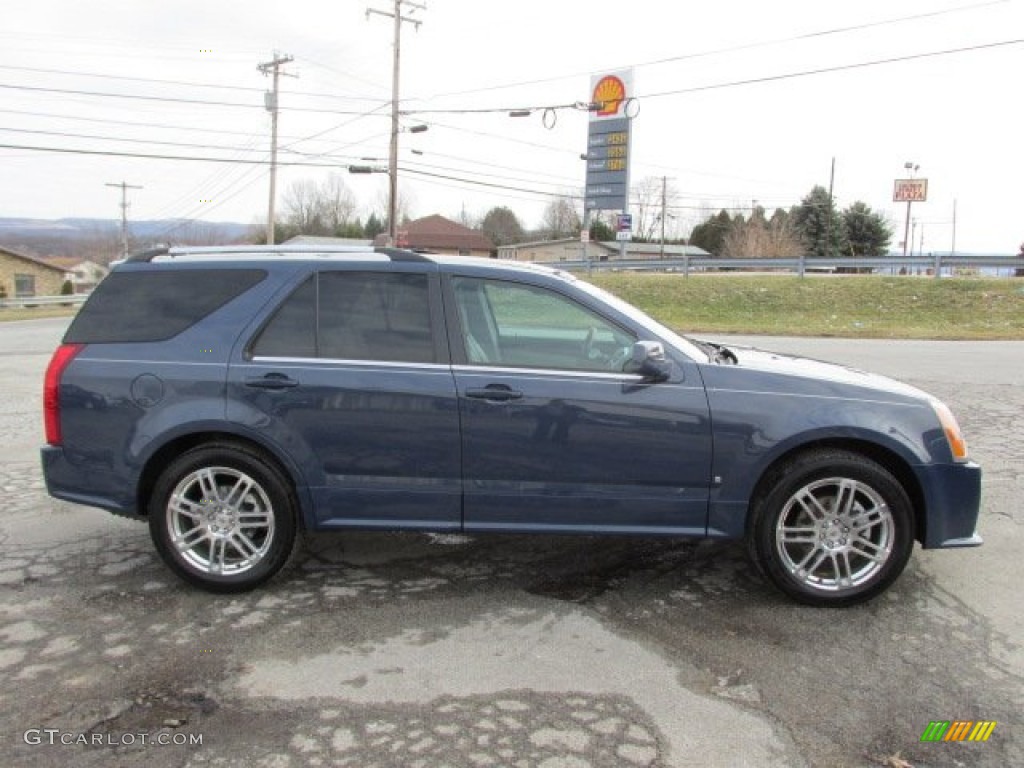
252,272,434,363
250,277,316,358
65,269,266,343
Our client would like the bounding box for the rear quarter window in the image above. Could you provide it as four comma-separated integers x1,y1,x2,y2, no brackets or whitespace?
65,269,267,343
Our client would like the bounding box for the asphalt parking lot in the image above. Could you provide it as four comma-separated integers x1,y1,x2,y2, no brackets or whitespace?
1,317,1020,768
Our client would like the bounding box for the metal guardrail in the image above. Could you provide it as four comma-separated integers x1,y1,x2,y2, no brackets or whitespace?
0,294,89,309
540,255,1024,276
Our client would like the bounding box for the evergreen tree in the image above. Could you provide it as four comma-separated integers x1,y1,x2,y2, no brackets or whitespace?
843,202,892,257
364,213,385,239
791,186,847,258
688,210,734,256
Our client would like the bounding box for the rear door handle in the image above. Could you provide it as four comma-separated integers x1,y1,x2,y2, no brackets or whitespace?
245,373,299,390
465,386,523,402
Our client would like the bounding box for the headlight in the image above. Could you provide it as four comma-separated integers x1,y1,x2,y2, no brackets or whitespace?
930,399,969,463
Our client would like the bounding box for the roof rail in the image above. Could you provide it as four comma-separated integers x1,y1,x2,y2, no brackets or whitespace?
165,245,379,256
374,247,431,262
123,244,433,263
125,246,171,263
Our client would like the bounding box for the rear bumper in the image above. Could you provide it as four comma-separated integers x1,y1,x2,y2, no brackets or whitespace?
40,445,141,519
916,461,983,549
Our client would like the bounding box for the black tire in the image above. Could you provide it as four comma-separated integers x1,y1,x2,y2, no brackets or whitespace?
147,442,299,593
747,449,914,607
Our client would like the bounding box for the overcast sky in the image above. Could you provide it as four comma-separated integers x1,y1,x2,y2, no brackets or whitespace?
1,0,1021,252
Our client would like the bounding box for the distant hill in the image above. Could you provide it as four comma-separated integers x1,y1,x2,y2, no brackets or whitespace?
0,217,253,240
0,217,256,261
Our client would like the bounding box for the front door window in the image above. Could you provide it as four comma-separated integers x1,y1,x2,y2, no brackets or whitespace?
451,277,634,372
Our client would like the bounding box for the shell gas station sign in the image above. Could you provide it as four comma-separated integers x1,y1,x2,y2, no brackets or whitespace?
585,69,633,212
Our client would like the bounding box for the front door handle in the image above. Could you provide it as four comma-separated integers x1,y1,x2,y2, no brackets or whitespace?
245,373,299,390
465,385,523,402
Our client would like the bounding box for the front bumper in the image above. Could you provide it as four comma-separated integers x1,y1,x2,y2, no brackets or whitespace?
916,460,983,549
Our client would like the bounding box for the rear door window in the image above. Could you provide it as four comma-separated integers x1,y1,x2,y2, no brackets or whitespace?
251,271,434,363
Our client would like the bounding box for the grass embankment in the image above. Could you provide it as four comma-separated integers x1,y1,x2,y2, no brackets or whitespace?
587,274,1024,340
0,306,79,322
3,275,1022,339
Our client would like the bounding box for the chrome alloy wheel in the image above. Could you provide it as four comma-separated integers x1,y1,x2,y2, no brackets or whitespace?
165,466,275,576
775,477,895,593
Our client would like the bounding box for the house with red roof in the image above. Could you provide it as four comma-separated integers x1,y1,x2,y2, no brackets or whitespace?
373,214,494,257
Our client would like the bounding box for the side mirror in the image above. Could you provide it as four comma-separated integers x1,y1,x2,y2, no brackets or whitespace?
626,340,671,382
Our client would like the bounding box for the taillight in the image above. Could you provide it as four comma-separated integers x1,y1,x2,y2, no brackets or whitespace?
44,343,84,445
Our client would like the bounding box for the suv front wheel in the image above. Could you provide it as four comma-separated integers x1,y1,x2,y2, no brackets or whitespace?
148,443,299,592
748,449,915,607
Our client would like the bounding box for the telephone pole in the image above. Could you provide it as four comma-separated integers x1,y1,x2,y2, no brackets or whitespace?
258,52,295,245
659,176,667,259
367,0,425,245
105,181,142,258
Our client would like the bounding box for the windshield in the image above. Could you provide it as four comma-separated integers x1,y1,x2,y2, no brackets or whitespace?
574,279,709,362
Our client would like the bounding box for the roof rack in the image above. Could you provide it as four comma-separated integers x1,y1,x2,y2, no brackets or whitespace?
125,245,171,263
122,244,431,264
374,247,431,263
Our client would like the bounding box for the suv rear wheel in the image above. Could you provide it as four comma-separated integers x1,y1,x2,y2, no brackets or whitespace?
148,443,298,592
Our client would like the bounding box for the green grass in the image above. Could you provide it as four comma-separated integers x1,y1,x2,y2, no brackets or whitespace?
0,306,79,322
4,275,1023,340
586,273,1024,340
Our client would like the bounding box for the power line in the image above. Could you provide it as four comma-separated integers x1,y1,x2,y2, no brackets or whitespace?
0,138,805,215
0,62,387,103
0,81,391,116
407,0,1010,102
0,107,352,145
155,166,270,240
0,142,350,168
641,38,1023,100
0,125,266,154
146,137,267,221
402,38,1021,116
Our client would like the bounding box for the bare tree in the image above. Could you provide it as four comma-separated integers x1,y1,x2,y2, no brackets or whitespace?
541,195,581,238
375,187,414,232
283,179,323,232
631,177,678,242
319,174,358,233
721,209,802,259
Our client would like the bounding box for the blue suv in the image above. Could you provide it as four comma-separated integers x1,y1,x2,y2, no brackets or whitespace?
41,245,981,605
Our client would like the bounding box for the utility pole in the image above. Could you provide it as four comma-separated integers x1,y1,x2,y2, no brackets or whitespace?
105,181,142,259
258,52,295,245
901,162,919,259
825,156,835,259
659,176,667,259
367,0,425,245
951,199,957,256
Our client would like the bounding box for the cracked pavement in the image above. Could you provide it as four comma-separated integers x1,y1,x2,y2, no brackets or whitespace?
1,318,1021,767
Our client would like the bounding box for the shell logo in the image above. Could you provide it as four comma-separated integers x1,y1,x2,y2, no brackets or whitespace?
592,75,626,117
